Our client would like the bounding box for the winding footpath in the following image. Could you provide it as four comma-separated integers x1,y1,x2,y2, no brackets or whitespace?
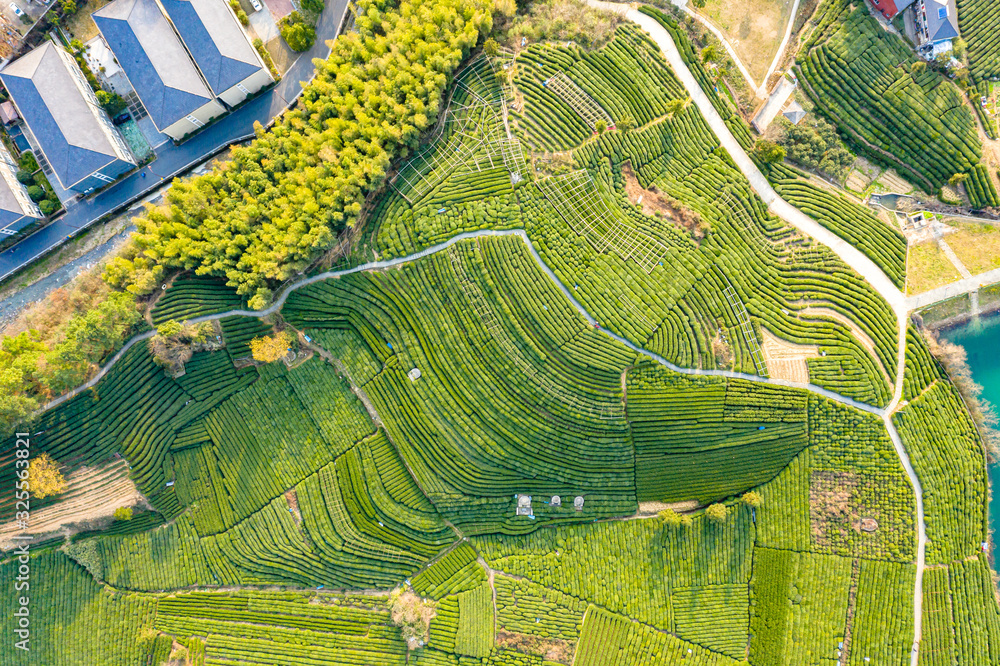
37,4,930,662
589,2,924,661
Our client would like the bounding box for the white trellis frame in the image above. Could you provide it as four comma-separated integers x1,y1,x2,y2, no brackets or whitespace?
538,171,668,273
723,281,768,377
544,71,613,130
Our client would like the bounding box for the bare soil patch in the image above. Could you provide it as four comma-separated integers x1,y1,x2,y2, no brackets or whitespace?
760,326,819,383
697,0,796,83
621,162,706,239
636,500,700,517
809,469,856,547
496,630,575,664
0,458,143,550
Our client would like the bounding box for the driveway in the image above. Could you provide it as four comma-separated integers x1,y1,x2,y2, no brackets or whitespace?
0,0,349,282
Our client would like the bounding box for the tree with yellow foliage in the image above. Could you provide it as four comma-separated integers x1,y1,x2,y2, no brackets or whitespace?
28,454,67,499
250,330,294,363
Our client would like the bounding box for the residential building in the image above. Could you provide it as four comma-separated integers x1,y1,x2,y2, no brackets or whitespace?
94,0,226,141
157,0,274,108
867,0,916,20
0,142,43,237
0,101,18,125
0,42,136,194
914,0,960,56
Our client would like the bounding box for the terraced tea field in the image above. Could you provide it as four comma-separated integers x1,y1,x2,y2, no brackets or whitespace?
1,2,998,664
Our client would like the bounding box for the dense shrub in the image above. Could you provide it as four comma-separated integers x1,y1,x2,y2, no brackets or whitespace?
106,0,495,309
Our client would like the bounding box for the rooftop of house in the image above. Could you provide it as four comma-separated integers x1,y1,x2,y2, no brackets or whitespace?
158,0,264,96
93,0,215,130
867,0,916,20
0,42,130,190
921,0,960,44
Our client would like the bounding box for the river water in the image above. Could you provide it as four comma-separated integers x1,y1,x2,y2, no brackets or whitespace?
941,313,1000,565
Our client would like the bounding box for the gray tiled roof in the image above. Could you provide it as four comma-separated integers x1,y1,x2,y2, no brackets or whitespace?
0,42,129,190
158,0,263,95
94,0,215,130
923,0,960,43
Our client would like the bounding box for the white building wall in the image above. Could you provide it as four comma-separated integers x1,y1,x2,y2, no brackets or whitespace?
217,68,274,108
161,99,227,141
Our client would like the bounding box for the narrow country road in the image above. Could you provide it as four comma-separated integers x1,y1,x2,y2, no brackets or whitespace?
40,229,890,416
670,1,760,93
0,0,351,283
585,2,924,662
760,0,802,93
26,3,929,660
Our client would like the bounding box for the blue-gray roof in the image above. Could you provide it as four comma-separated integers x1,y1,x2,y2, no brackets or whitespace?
93,0,215,131
0,42,132,190
924,0,960,44
158,0,263,96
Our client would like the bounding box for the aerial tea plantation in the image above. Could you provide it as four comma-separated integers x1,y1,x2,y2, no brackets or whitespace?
1,1,997,664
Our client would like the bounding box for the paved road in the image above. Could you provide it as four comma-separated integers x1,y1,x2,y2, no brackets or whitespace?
908,266,1000,311
39,228,891,416
587,2,925,662
0,0,350,284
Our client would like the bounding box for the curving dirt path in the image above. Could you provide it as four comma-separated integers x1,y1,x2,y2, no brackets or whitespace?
32,6,927,660
797,305,895,387
585,2,922,662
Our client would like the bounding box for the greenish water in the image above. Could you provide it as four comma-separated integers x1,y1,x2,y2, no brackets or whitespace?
942,313,1000,564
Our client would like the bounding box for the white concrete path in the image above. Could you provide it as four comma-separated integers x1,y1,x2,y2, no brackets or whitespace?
586,2,923,662
760,0,801,92
33,6,941,661
667,0,761,93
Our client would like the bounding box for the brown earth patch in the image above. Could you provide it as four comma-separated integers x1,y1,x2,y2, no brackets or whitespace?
809,469,856,547
760,327,820,384
636,500,700,517
0,458,145,550
622,162,707,239
496,630,575,664
712,330,734,369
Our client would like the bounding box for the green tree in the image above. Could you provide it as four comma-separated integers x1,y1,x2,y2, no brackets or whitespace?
659,508,682,527
706,503,728,523
666,98,686,117
911,60,927,75
753,139,786,164
281,12,316,51
19,151,38,171
741,491,762,508
39,199,57,216
157,320,183,338
113,506,133,521
483,37,499,57
0,331,46,432
953,38,967,59
301,0,324,12
595,119,607,135
26,185,44,202
39,292,141,393
617,113,635,131
106,0,494,308
96,90,127,117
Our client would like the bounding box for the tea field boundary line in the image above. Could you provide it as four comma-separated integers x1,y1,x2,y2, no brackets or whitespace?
38,229,892,419
583,2,924,661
